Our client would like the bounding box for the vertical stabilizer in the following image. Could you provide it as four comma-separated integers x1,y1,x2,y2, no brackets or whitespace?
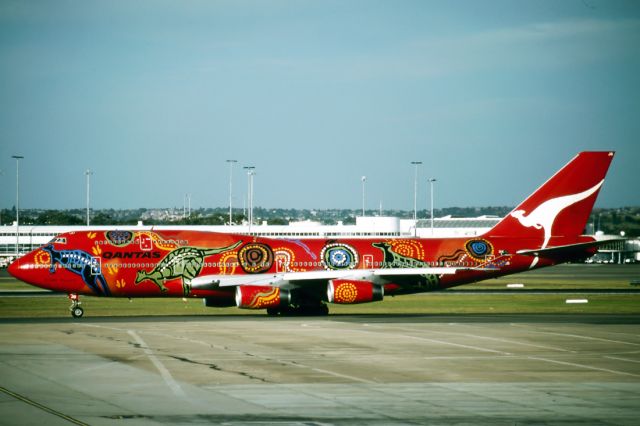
487,151,614,247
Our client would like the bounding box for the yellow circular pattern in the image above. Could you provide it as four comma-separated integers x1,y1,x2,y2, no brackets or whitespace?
335,282,358,303
34,250,51,267
239,243,274,274
389,240,425,259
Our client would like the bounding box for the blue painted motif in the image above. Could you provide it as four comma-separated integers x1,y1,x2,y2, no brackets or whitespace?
470,241,488,256
464,239,493,261
42,244,111,296
321,243,358,270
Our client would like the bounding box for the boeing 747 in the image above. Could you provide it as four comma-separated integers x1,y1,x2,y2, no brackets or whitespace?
8,151,617,317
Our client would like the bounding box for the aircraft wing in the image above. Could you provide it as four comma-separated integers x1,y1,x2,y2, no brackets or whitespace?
191,274,283,288
516,238,624,258
191,267,470,290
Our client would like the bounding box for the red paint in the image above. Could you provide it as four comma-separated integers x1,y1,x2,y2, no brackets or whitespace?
8,152,616,314
328,279,383,304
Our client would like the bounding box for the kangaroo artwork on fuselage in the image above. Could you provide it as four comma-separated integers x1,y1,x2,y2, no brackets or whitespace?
9,152,618,317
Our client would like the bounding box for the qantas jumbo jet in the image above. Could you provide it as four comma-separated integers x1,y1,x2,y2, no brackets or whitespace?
9,151,616,317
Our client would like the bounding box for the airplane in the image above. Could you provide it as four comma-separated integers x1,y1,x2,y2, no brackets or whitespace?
8,151,618,318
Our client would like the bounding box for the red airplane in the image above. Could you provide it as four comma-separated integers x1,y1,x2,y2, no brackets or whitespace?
9,151,616,318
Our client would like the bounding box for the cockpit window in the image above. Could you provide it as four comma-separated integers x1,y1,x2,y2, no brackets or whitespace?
49,237,67,244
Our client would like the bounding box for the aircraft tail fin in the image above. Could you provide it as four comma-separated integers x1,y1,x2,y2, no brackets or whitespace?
487,151,614,246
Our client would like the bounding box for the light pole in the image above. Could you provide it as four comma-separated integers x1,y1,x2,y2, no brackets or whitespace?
361,176,366,217
12,155,24,257
249,170,255,230
85,169,93,226
0,169,4,226
226,159,237,225
428,178,436,235
243,166,255,231
182,193,192,219
410,161,422,222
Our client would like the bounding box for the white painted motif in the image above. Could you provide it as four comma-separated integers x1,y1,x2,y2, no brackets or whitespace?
511,179,604,250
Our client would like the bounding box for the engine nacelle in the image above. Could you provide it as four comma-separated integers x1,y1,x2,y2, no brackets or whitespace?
235,285,291,309
327,279,384,304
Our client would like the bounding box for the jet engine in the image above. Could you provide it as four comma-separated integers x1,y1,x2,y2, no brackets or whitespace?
235,285,291,309
327,279,384,304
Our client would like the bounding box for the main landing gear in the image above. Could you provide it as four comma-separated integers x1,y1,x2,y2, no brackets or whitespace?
68,294,84,318
266,303,329,316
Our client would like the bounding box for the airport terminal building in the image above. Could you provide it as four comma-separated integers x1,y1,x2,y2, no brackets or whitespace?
1,215,636,265
0,216,498,260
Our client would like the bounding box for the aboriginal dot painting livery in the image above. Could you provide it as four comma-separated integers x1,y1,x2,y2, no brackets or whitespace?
9,152,618,317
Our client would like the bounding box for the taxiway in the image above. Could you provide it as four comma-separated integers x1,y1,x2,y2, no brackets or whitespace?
1,314,639,425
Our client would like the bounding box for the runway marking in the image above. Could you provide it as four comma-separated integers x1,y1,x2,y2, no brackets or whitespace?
402,334,511,354
422,355,519,360
527,356,640,378
299,364,375,384
604,355,640,364
127,330,186,398
0,385,89,426
510,326,640,347
70,354,147,377
385,325,573,353
332,322,510,355
142,329,376,384
68,324,148,376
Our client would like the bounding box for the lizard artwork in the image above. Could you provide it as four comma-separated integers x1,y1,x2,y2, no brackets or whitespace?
372,242,440,290
135,241,242,296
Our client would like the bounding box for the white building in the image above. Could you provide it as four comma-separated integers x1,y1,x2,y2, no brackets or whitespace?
3,215,634,265
0,216,500,261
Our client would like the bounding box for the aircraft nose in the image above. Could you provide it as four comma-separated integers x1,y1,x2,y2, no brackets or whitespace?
7,249,67,292
8,255,30,283
7,251,42,286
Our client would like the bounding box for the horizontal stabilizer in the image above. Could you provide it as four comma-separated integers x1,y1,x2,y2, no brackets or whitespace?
516,238,624,258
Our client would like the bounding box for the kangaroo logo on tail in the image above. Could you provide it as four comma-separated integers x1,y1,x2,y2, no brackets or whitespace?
510,179,604,249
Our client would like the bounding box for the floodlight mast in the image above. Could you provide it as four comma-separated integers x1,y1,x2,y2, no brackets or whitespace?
410,161,422,222
361,176,366,217
85,169,93,226
12,155,24,257
429,178,437,235
226,160,237,225
243,166,255,232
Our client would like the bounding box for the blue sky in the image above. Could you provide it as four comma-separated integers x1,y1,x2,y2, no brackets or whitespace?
1,0,639,211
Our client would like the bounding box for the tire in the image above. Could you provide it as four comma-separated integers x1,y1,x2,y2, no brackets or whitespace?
318,304,329,316
307,304,329,316
71,307,84,318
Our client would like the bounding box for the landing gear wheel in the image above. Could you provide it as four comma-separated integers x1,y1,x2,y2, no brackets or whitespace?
306,304,329,316
68,294,83,318
271,304,329,316
318,304,329,316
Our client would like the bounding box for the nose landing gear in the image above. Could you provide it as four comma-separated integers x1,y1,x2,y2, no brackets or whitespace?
68,294,84,318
